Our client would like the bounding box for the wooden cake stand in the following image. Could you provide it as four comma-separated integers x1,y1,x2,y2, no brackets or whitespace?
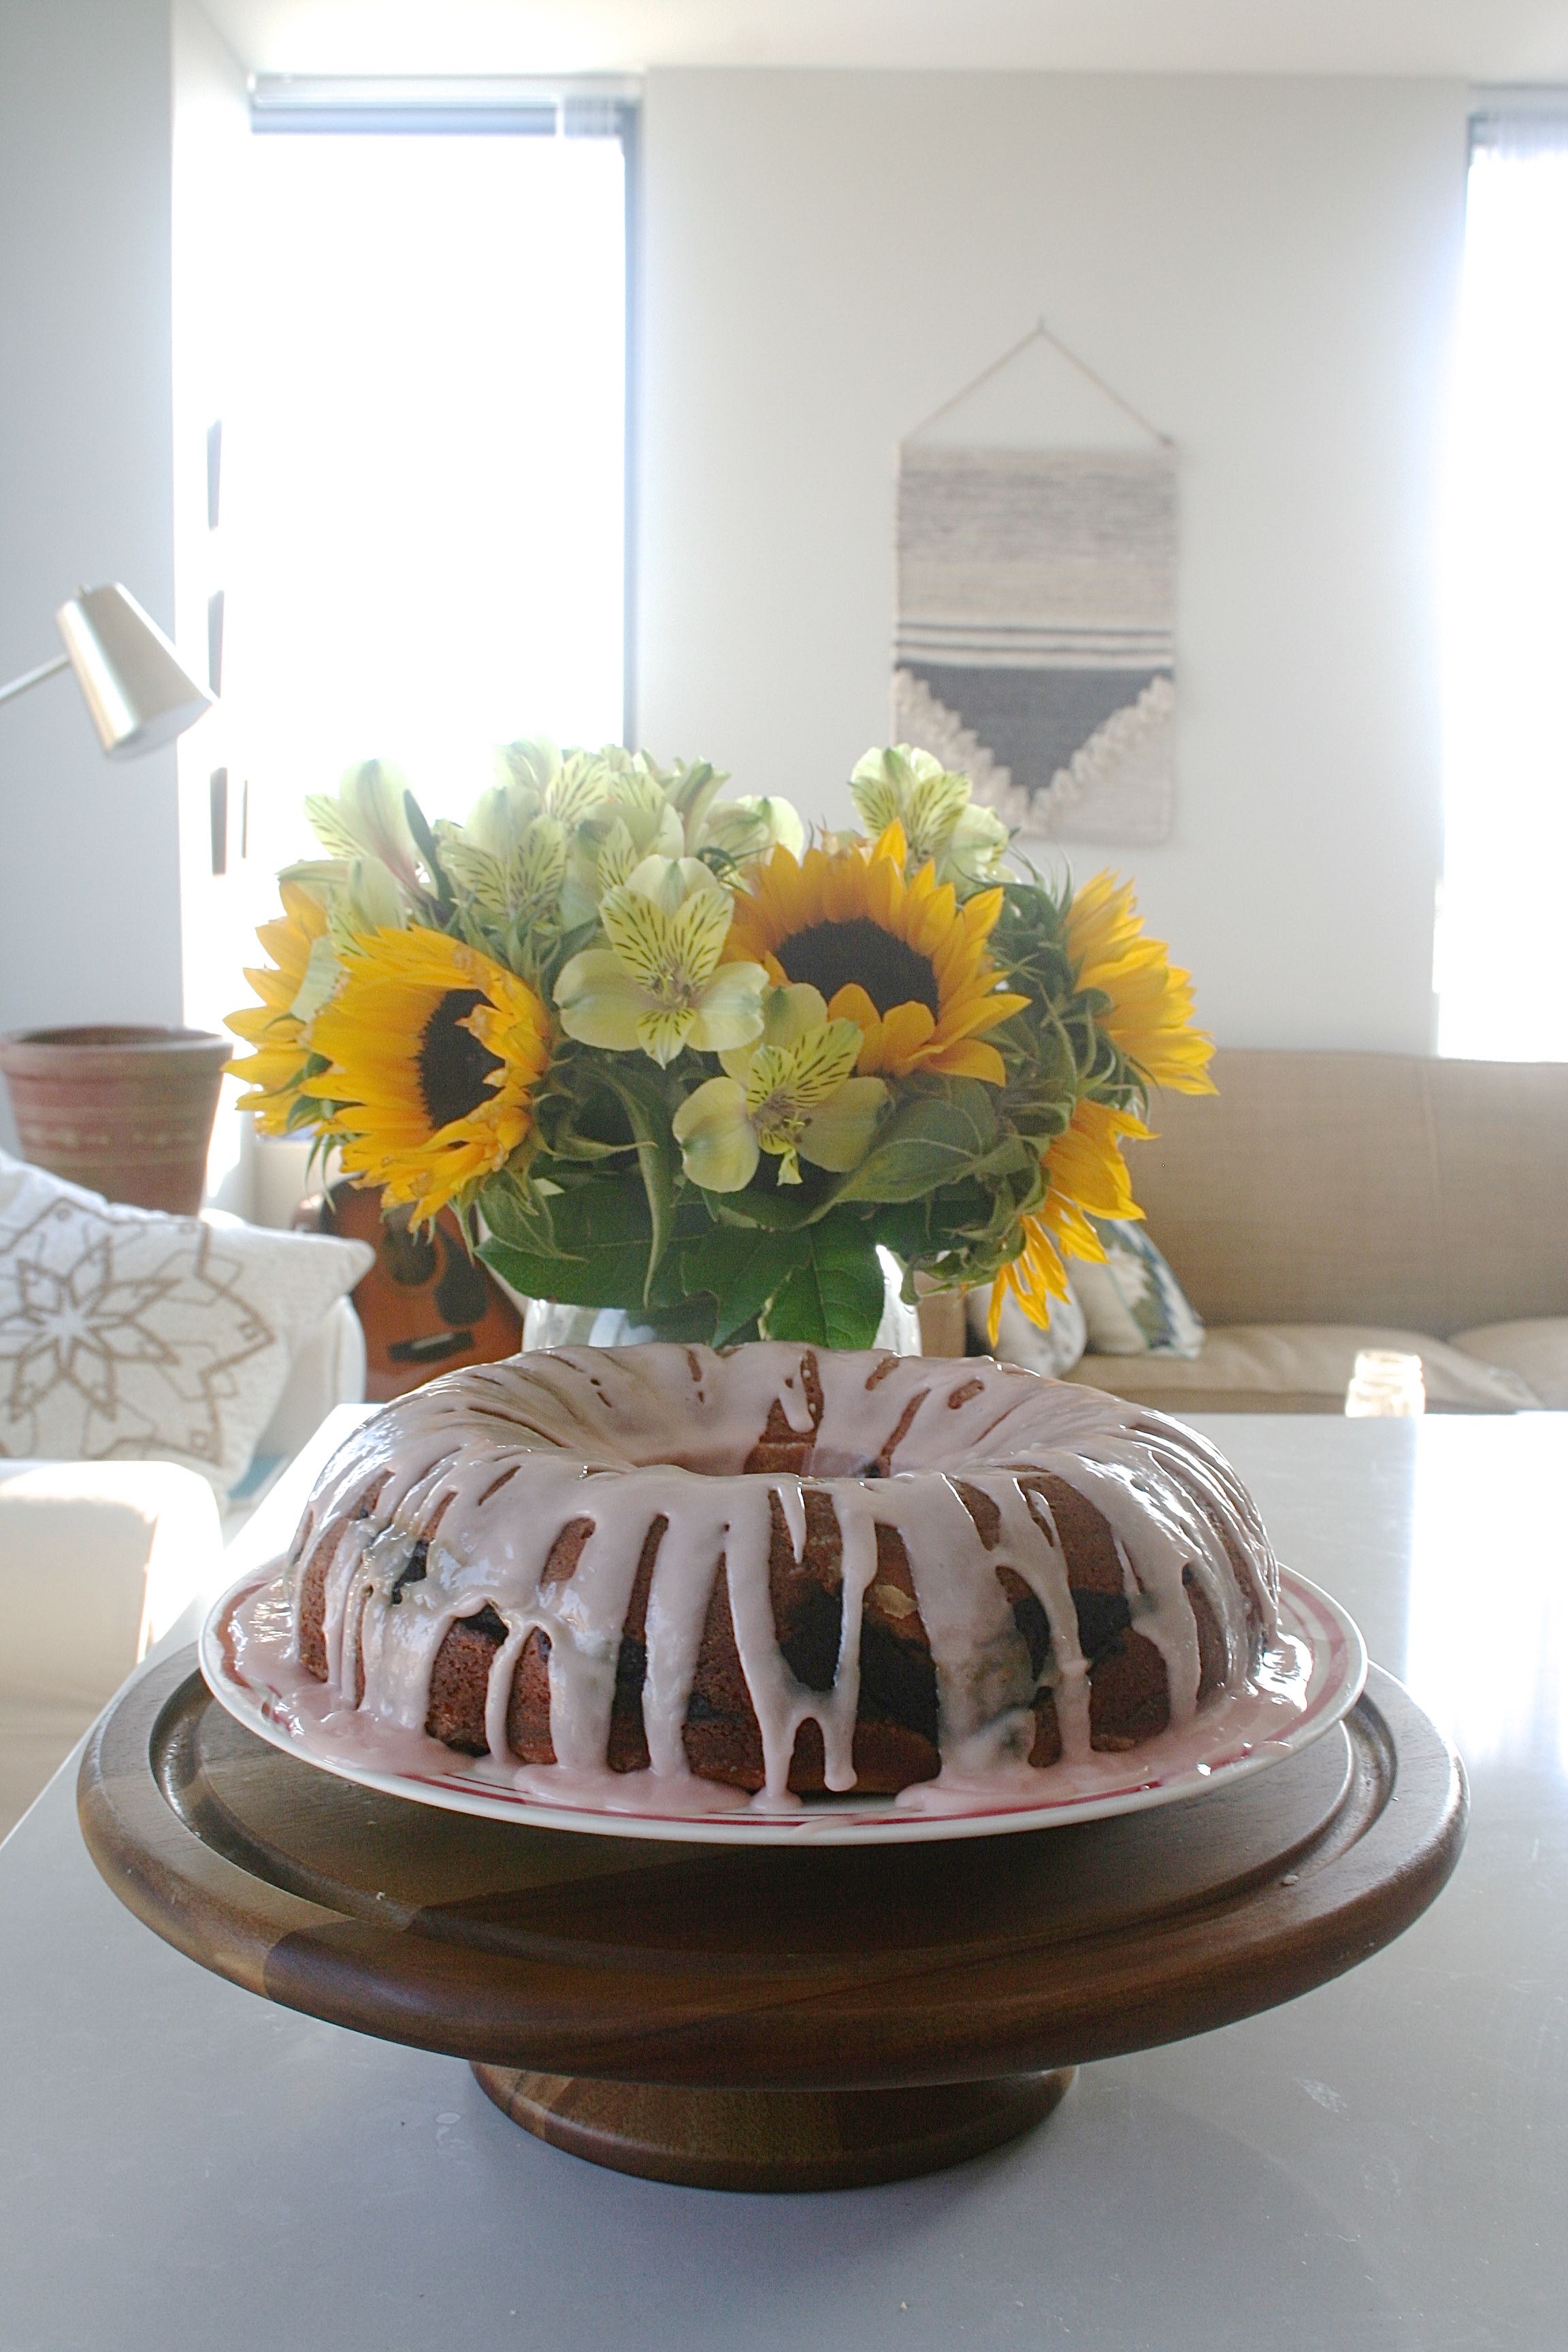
79,1650,1465,2193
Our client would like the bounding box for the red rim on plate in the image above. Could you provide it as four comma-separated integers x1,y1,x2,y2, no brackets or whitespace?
199,1565,1366,1848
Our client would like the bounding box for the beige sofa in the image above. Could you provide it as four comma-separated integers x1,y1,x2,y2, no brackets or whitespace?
1051,1049,1568,1413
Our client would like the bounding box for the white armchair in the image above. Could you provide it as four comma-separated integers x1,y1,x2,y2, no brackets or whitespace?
0,1294,368,1842
227,1294,368,1522
0,1459,221,1840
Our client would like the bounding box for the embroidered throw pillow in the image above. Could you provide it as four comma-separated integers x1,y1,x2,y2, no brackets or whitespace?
1068,1217,1205,1359
967,1284,1090,1379
0,1149,372,1495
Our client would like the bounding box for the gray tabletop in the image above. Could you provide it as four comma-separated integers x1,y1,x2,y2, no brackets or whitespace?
2,1413,1564,2352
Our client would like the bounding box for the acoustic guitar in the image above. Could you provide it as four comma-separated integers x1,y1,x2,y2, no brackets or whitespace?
295,1181,524,1401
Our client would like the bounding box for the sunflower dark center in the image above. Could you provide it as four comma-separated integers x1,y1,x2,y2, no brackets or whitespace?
774,918,939,1017
417,989,502,1130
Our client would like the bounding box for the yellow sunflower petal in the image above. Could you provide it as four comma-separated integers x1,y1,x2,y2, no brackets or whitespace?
866,1000,935,1075
304,925,553,1223
1065,872,1215,1095
824,983,881,1031
928,1038,1008,1084
726,835,1019,1088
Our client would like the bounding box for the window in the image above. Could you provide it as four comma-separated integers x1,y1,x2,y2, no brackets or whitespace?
225,80,634,887
1438,101,1568,1059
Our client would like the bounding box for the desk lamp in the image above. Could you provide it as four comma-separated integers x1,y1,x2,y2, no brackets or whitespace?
0,583,212,757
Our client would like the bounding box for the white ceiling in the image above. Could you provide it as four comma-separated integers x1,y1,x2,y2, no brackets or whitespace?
203,0,1568,82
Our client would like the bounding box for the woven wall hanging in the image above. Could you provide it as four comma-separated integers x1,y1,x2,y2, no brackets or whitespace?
894,322,1177,845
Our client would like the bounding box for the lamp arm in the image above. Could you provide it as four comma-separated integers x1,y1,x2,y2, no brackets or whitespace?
0,651,70,709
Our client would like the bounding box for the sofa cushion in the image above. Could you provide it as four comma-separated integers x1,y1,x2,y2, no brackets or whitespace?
0,1149,372,1496
1450,1320,1568,1410
967,1284,1089,1379
1062,1324,1540,1414
1068,1217,1205,1358
1122,1051,1568,1336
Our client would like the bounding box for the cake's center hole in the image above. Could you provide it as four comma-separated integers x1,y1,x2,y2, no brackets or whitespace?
774,919,939,1017
418,989,502,1129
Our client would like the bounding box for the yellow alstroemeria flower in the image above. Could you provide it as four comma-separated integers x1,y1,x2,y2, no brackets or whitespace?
554,855,768,1067
672,985,888,1191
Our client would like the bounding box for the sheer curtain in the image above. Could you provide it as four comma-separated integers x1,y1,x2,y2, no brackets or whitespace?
225,93,631,887
1439,102,1568,1059
188,85,632,1211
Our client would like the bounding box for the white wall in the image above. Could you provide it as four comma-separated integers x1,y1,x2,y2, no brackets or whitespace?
0,0,189,1152
172,0,267,1213
172,0,250,1036
0,49,1475,1125
637,71,1471,1052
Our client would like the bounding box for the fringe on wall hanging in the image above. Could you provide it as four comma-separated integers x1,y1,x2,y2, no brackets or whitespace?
893,321,1177,846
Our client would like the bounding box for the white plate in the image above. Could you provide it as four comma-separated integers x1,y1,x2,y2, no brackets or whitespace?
200,1564,1366,1848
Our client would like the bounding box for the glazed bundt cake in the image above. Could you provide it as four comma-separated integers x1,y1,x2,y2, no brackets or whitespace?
278,1343,1282,1806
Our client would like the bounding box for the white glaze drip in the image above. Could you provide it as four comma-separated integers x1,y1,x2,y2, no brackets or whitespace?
282,1343,1284,1801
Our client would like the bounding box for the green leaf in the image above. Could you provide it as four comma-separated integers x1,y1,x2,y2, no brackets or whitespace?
680,1225,808,1345
764,1213,887,1350
478,1169,654,1309
476,1173,555,1254
700,1184,834,1231
402,789,455,913
600,1064,679,1303
832,1081,999,1204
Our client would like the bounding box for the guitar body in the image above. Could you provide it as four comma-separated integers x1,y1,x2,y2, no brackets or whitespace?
298,1181,524,1401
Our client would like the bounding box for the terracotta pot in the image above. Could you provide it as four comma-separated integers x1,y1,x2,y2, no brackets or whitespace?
0,1024,231,1215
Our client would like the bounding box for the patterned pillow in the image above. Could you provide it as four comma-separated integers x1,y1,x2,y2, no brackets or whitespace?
0,1149,372,1495
967,1283,1089,1379
1068,1217,1205,1359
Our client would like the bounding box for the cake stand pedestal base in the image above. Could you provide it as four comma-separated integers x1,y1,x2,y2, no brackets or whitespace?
470,2063,1075,2191
79,1653,1465,2196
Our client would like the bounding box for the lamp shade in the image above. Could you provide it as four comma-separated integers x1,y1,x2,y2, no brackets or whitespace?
53,584,213,760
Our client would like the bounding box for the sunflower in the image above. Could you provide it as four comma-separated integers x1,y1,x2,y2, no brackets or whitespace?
989,1098,1151,1339
304,928,553,1223
226,881,334,1134
1064,872,1215,1094
724,823,1028,1083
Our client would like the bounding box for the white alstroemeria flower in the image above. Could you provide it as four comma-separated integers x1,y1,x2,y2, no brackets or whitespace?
438,793,570,939
672,984,888,1191
559,772,686,926
493,740,673,833
555,856,768,1067
347,853,408,931
849,745,1009,889
493,735,558,790
664,758,726,847
698,794,806,866
305,759,426,896
462,779,543,855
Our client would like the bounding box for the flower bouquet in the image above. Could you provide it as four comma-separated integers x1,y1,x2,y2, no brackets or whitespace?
228,743,1213,1350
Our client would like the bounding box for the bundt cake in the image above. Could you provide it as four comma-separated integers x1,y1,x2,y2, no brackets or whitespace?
273,1343,1283,1808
